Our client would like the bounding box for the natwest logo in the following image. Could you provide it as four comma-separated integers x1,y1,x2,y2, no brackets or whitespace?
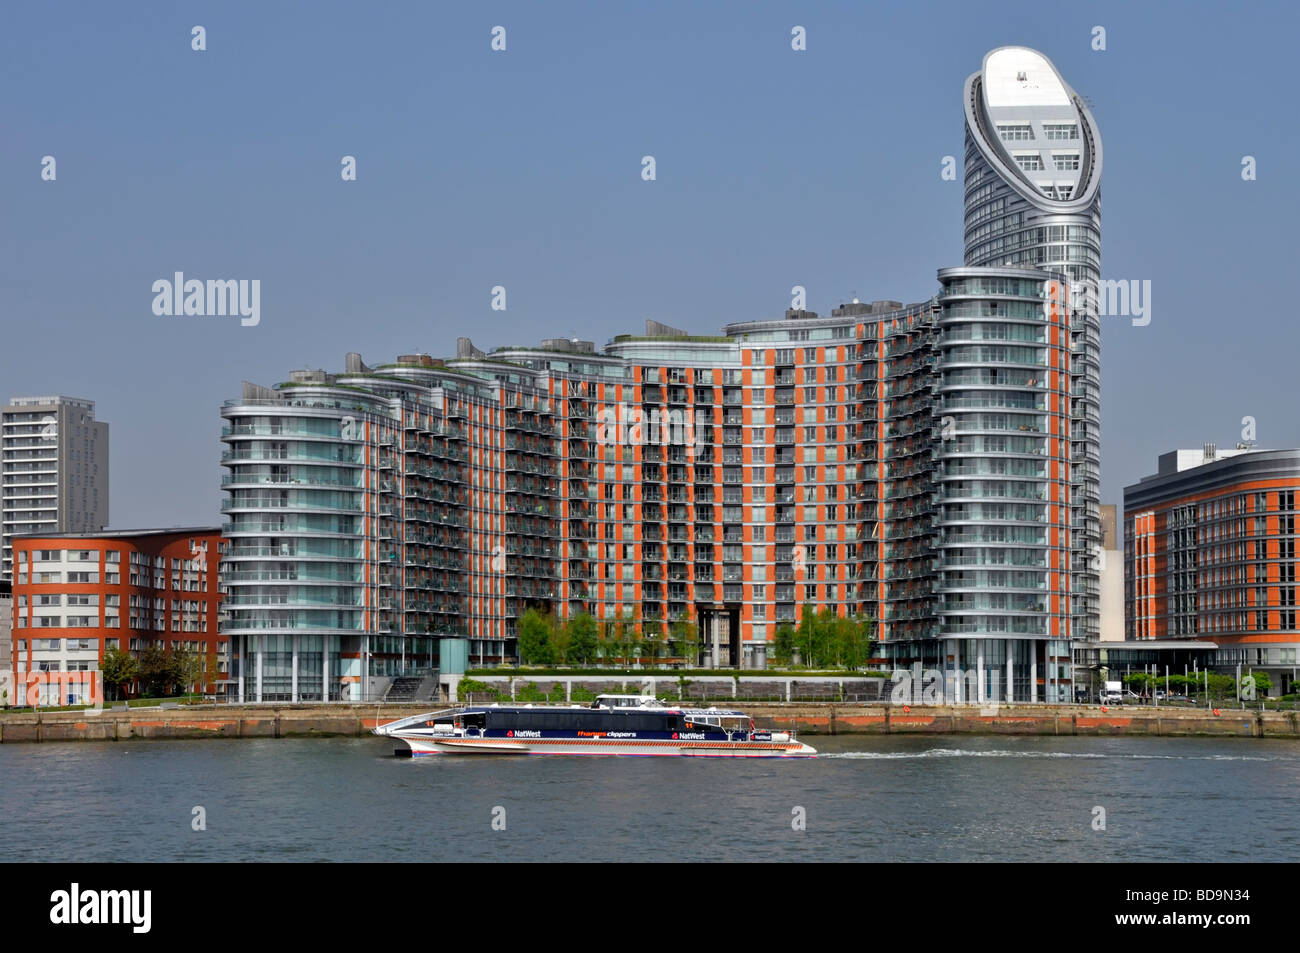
506,730,541,738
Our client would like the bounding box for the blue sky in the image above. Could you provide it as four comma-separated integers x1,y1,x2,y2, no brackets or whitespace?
2,0,1296,526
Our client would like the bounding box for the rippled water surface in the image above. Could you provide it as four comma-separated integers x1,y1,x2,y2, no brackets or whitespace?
3,734,1298,861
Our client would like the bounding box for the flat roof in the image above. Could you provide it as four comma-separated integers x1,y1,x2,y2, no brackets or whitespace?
10,526,220,540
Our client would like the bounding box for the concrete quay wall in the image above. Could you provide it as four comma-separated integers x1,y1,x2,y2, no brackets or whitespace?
1,703,1297,743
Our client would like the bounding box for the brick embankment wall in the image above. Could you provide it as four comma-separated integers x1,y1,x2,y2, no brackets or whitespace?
0,705,431,743
0,703,1297,743
749,704,1300,738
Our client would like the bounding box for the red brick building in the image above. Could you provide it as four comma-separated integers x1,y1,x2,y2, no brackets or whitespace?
9,527,226,704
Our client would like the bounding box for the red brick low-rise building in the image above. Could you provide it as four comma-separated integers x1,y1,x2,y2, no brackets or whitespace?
9,527,226,705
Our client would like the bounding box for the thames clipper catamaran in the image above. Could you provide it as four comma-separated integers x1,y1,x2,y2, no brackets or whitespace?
374,695,817,758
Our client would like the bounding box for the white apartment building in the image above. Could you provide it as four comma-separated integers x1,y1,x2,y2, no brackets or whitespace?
1,396,109,581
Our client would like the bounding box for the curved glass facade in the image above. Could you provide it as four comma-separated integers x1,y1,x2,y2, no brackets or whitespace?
962,47,1103,641
220,384,465,702
935,269,1070,651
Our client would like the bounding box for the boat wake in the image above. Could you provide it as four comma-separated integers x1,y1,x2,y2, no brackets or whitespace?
822,748,1285,762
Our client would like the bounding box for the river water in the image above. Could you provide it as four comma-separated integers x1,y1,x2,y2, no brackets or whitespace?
3,734,1297,862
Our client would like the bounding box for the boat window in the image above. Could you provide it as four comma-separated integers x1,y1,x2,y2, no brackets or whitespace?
463,712,487,729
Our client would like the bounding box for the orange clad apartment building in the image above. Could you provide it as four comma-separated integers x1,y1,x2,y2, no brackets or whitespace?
8,527,225,705
220,268,1083,704
1125,447,1300,693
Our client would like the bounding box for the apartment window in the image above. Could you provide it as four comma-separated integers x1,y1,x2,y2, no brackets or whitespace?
803,348,816,362
1052,153,1080,171
1014,153,1045,171
1043,124,1078,140
997,124,1034,141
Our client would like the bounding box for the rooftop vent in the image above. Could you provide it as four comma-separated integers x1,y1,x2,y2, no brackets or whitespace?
397,353,440,368
456,337,486,359
645,319,690,338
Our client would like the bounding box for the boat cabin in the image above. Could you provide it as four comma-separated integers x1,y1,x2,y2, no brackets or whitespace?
592,694,662,710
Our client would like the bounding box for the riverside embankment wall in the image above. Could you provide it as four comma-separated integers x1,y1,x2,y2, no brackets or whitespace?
1,703,1298,743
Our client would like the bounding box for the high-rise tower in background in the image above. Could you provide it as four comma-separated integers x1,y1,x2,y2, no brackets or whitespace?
962,47,1103,639
1,396,110,581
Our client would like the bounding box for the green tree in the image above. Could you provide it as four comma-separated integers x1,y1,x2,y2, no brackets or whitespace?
138,642,171,697
202,648,220,694
794,604,820,666
614,616,635,666
548,616,572,665
173,646,202,696
517,609,556,665
566,612,599,664
101,645,138,701
772,622,796,666
669,616,699,667
640,619,662,663
830,614,870,670
1242,671,1273,699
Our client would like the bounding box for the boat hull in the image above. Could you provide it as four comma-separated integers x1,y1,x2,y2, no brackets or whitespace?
393,734,817,758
